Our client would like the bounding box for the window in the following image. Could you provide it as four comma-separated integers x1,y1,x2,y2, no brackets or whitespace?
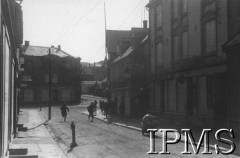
156,42,163,66
182,31,188,59
173,0,178,18
173,36,179,61
206,76,213,107
52,74,58,83
156,4,163,27
45,74,49,82
62,89,70,101
204,20,216,53
19,57,24,64
182,0,188,13
24,89,34,102
42,89,49,101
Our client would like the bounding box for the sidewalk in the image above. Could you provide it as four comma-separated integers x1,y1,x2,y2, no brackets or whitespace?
83,109,240,156
10,108,66,158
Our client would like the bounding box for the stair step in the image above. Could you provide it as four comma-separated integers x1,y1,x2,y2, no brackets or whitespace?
9,148,28,155
9,155,38,158
18,127,28,132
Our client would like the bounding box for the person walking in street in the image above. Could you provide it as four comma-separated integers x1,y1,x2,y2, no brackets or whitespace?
60,103,69,122
104,101,109,119
87,102,94,122
93,100,97,116
99,100,104,114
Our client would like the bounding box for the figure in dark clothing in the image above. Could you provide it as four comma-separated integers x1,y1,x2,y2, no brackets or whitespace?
93,100,97,116
99,101,104,114
87,102,94,122
104,102,109,119
61,103,69,122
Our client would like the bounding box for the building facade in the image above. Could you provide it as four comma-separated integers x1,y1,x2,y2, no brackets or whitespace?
107,26,149,117
0,0,23,157
147,0,228,127
19,42,82,106
222,0,240,143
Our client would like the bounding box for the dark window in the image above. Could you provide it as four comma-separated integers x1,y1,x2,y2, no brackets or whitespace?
173,36,179,61
204,20,216,54
182,31,188,59
207,76,214,107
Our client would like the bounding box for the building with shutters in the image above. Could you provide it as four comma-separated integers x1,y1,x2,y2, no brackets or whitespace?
146,0,229,128
19,41,82,106
0,0,23,157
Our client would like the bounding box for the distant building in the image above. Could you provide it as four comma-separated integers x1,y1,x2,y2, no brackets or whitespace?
81,61,107,81
107,24,149,117
81,81,102,94
19,41,82,106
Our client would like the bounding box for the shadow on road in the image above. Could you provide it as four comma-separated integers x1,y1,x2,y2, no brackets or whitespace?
27,120,50,130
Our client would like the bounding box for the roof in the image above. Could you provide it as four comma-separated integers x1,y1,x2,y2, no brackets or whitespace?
22,45,73,58
82,81,102,85
223,31,240,50
141,35,148,43
131,27,148,33
106,30,131,53
114,46,133,62
113,35,148,63
146,0,159,8
102,77,107,82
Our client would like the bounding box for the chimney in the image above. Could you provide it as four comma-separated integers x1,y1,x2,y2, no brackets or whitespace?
58,45,61,50
25,41,29,46
143,20,148,29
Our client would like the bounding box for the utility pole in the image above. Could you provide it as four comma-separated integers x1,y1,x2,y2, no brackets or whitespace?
48,48,52,120
104,1,111,103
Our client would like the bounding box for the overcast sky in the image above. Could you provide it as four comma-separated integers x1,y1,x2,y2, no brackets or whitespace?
22,0,149,63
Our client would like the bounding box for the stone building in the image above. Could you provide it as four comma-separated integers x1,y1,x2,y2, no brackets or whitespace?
146,0,229,127
19,41,82,106
0,0,23,157
222,0,240,143
107,25,149,117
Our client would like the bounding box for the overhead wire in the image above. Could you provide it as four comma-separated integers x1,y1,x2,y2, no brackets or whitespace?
52,0,100,43
87,0,148,61
117,0,146,29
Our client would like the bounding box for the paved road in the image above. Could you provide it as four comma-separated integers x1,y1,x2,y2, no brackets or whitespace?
39,95,239,158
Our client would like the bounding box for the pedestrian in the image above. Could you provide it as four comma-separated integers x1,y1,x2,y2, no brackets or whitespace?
104,101,109,119
87,102,94,122
99,100,103,114
102,101,106,115
60,103,69,122
93,100,97,116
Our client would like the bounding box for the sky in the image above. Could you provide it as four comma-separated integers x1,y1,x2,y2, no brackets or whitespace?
22,0,149,63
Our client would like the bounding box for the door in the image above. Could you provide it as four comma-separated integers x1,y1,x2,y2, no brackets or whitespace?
213,73,227,122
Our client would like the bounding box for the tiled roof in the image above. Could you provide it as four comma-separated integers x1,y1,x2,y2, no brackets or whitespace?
223,31,240,50
113,35,148,63
22,45,72,58
114,46,133,62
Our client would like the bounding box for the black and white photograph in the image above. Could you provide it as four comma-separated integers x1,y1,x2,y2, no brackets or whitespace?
0,0,240,157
